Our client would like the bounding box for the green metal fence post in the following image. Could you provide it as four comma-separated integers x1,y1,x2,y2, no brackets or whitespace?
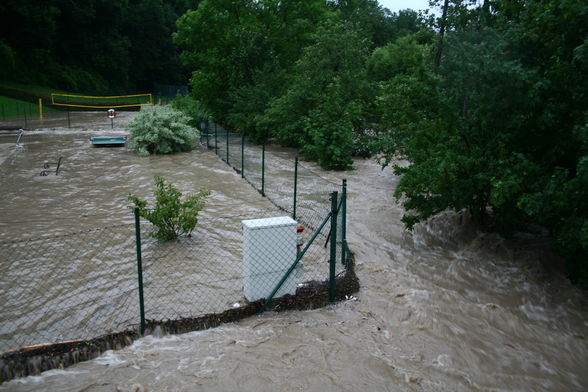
341,179,347,266
134,207,146,335
329,191,338,301
206,121,210,148
260,210,332,313
241,133,245,178
1,103,4,119
293,156,298,220
24,113,28,129
214,123,218,155
261,144,266,196
226,128,230,164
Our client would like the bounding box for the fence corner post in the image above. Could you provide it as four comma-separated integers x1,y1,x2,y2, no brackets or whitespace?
261,144,266,197
341,179,347,266
134,207,146,335
226,128,230,164
293,156,298,220
214,123,218,155
329,191,338,302
241,133,245,178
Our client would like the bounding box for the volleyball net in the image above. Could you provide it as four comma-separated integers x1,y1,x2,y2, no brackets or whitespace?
50,93,153,109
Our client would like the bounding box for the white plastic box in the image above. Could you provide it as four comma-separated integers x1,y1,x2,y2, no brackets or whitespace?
242,216,303,301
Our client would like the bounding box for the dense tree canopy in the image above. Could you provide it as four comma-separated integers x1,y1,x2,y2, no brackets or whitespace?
0,0,197,93
174,0,425,168
372,0,588,285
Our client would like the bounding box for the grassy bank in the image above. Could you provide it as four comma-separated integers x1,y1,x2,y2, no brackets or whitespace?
0,95,58,120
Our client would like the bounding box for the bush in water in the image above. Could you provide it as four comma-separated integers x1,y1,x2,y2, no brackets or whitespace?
129,176,211,241
127,105,198,156
171,93,212,130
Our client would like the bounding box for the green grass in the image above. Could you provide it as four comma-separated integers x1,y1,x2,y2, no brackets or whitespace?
0,96,58,120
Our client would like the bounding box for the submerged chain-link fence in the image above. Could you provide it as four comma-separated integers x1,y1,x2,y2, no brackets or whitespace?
0,122,356,382
0,109,134,131
137,198,347,331
0,224,139,351
200,123,343,234
0,193,353,381
0,210,342,351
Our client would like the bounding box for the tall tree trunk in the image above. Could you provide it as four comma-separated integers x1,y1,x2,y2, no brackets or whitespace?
434,0,450,69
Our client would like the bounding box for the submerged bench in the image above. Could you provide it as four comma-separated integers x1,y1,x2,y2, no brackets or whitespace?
90,136,126,147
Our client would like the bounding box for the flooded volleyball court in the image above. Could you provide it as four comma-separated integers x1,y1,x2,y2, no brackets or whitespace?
0,111,343,354
1,112,587,391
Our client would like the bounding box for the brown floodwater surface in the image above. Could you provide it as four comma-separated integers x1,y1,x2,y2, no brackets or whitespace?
1,113,587,391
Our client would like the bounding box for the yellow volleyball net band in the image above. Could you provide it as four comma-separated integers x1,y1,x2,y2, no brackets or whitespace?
51,93,153,109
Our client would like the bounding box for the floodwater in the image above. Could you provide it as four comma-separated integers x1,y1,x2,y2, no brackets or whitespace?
1,112,587,391
0,111,339,351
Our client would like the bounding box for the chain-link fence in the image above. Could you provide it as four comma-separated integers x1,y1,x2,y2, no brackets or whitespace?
0,108,135,131
0,194,353,382
0,121,356,382
136,201,348,329
153,83,188,104
200,123,343,234
0,224,138,352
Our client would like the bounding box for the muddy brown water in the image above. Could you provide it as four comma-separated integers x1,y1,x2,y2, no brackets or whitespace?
1,112,587,391
0,112,340,352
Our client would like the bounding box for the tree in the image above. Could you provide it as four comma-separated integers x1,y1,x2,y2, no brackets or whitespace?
174,0,262,116
174,0,329,121
261,21,370,169
372,0,588,286
125,0,192,89
0,0,194,92
171,94,212,129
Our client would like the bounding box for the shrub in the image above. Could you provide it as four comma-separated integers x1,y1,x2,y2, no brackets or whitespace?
171,94,212,130
129,176,211,241
127,105,199,156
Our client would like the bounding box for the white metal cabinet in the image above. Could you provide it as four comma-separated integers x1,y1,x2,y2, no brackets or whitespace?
242,216,302,301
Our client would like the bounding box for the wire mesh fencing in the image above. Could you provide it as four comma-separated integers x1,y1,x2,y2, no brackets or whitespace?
0,120,355,381
0,224,138,352
200,123,343,234
0,198,350,354
0,109,135,131
137,208,344,327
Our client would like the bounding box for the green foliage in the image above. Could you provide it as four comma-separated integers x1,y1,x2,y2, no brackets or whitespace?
372,0,588,286
0,0,195,92
129,176,211,242
261,20,370,169
0,40,15,80
300,82,359,170
171,93,212,129
367,35,432,82
174,0,423,168
127,105,199,156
